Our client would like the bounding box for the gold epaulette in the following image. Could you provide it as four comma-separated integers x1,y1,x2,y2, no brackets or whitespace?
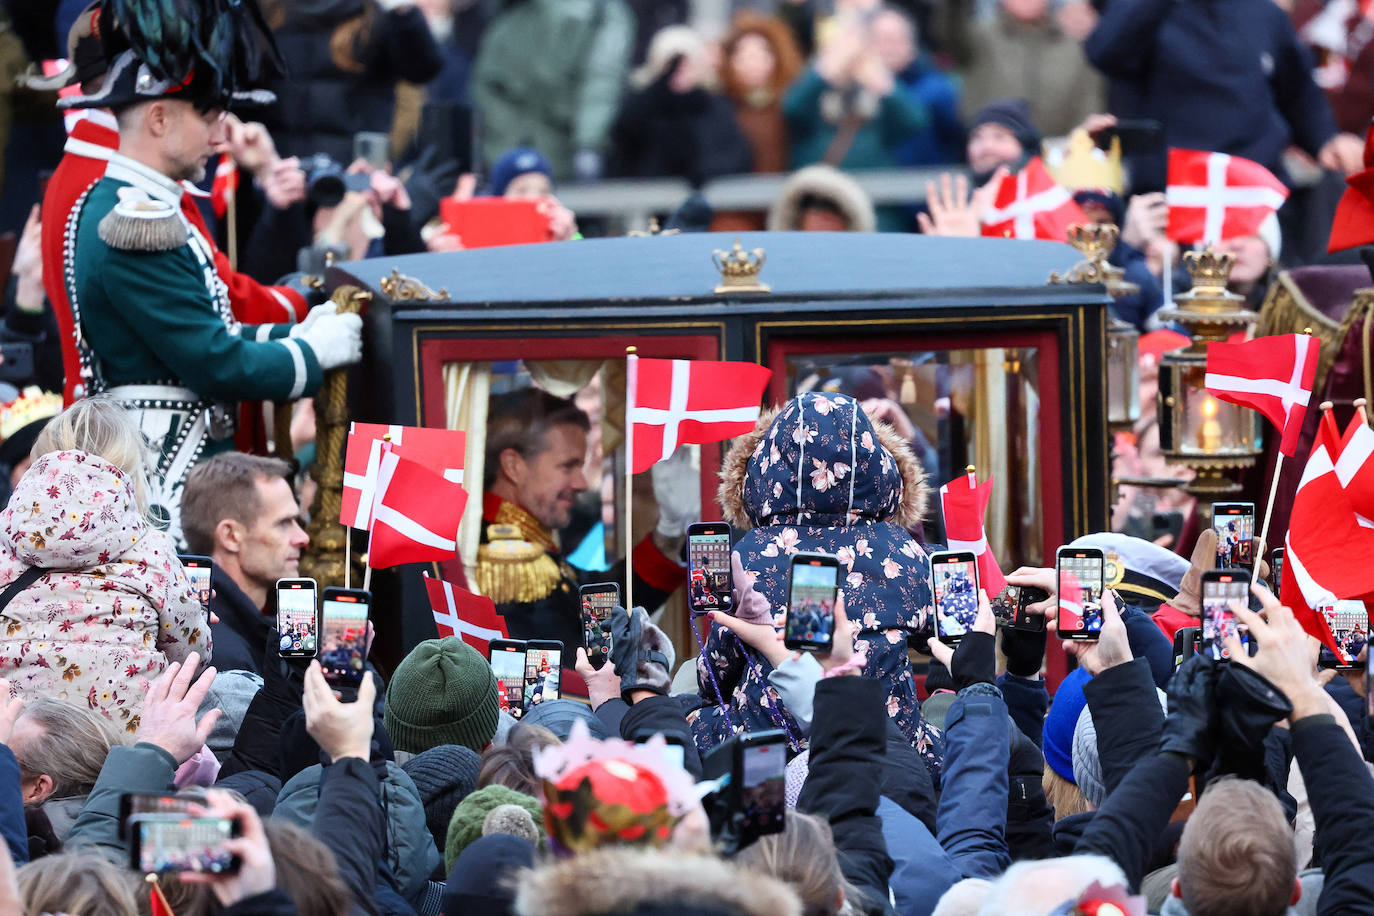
476,524,562,604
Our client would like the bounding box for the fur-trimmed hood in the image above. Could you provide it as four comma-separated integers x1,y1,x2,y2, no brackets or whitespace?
514,848,802,916
766,164,877,233
716,393,935,635
720,393,928,530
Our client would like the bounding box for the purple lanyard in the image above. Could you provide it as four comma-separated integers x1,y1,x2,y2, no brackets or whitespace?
694,622,804,753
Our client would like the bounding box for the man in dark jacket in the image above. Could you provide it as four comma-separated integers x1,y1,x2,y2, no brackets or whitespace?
180,453,310,676
1084,0,1363,189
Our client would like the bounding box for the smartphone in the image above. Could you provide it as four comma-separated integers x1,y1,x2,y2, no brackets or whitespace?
275,578,319,658
733,730,787,852
320,587,370,687
1322,600,1368,669
687,523,735,616
1173,625,1201,669
353,131,390,170
578,583,619,671
1056,547,1105,640
784,553,840,652
178,555,213,617
1212,502,1256,571
1270,548,1284,595
524,640,563,710
931,550,979,644
489,638,528,719
118,793,194,839
1012,585,1050,632
1201,569,1249,661
129,815,241,875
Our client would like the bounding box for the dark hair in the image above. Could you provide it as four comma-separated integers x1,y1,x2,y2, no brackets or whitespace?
796,194,848,224
479,723,561,797
180,452,295,555
484,389,591,488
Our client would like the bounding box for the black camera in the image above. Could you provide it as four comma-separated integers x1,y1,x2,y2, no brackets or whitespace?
300,154,371,208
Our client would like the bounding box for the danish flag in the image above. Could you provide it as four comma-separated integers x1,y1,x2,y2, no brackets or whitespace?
422,573,508,654
211,154,239,219
1204,334,1320,456
366,445,468,568
1166,149,1289,245
341,423,466,530
1281,410,1374,655
627,356,772,473
979,157,1087,241
938,470,1006,596
1329,122,1374,253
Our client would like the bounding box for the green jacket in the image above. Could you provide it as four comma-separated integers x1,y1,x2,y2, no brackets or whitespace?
71,156,322,404
65,743,178,864
783,67,928,173
471,0,633,179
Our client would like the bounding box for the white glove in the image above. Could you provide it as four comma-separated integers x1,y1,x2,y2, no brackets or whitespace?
288,301,337,338
650,447,700,540
298,312,363,371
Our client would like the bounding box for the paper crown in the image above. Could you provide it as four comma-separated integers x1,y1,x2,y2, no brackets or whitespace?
1045,130,1124,194
0,387,61,441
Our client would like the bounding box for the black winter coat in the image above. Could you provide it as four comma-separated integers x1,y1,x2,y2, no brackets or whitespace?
263,0,442,162
609,82,753,185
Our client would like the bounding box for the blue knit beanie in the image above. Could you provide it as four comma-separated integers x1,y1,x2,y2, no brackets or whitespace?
1043,665,1093,783
487,147,554,197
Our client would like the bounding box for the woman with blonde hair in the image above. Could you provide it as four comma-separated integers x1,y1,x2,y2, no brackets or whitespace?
0,396,210,731
16,852,141,916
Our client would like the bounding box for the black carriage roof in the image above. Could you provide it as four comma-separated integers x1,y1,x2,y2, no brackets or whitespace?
334,232,1111,312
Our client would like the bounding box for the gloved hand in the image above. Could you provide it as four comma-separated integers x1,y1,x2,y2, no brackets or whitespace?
1211,664,1293,783
1001,623,1047,678
298,311,363,371
1159,654,1220,771
573,148,604,182
730,551,771,626
650,448,699,540
288,301,337,338
610,605,676,702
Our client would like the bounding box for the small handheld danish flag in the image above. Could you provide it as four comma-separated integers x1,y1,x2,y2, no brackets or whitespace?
1204,333,1319,457
1166,149,1289,245
939,468,1006,596
627,356,772,473
342,423,466,530
979,157,1087,242
423,573,508,654
366,446,467,569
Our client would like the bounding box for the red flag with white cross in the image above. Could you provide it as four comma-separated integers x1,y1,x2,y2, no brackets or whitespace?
366,446,467,568
422,573,508,654
1166,149,1289,245
1204,333,1319,457
938,469,1006,595
341,423,466,530
627,356,772,473
979,157,1086,241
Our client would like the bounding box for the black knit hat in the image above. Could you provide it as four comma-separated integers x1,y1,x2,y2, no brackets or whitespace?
968,98,1042,156
401,744,484,853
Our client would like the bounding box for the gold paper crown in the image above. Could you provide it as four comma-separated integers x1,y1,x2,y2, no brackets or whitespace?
1045,130,1124,194
712,239,770,294
0,387,61,440
1183,247,1237,294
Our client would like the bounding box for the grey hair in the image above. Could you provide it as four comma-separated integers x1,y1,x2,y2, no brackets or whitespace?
977,855,1129,916
13,697,128,800
933,878,992,916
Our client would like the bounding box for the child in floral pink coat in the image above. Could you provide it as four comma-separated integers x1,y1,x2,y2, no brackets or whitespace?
0,400,209,733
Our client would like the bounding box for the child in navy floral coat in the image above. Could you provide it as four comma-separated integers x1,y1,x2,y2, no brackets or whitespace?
689,393,943,777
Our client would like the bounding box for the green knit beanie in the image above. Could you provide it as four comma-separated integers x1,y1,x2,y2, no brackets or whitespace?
383,637,499,755
445,784,543,870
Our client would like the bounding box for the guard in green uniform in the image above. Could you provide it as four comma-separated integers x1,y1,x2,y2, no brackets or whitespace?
60,50,362,542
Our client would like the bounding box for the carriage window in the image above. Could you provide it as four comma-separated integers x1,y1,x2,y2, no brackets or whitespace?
785,348,1044,569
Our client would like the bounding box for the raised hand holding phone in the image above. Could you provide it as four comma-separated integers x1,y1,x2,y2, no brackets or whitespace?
179,790,276,905
1223,586,1328,723
1049,589,1131,675
302,660,375,761
927,589,996,688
